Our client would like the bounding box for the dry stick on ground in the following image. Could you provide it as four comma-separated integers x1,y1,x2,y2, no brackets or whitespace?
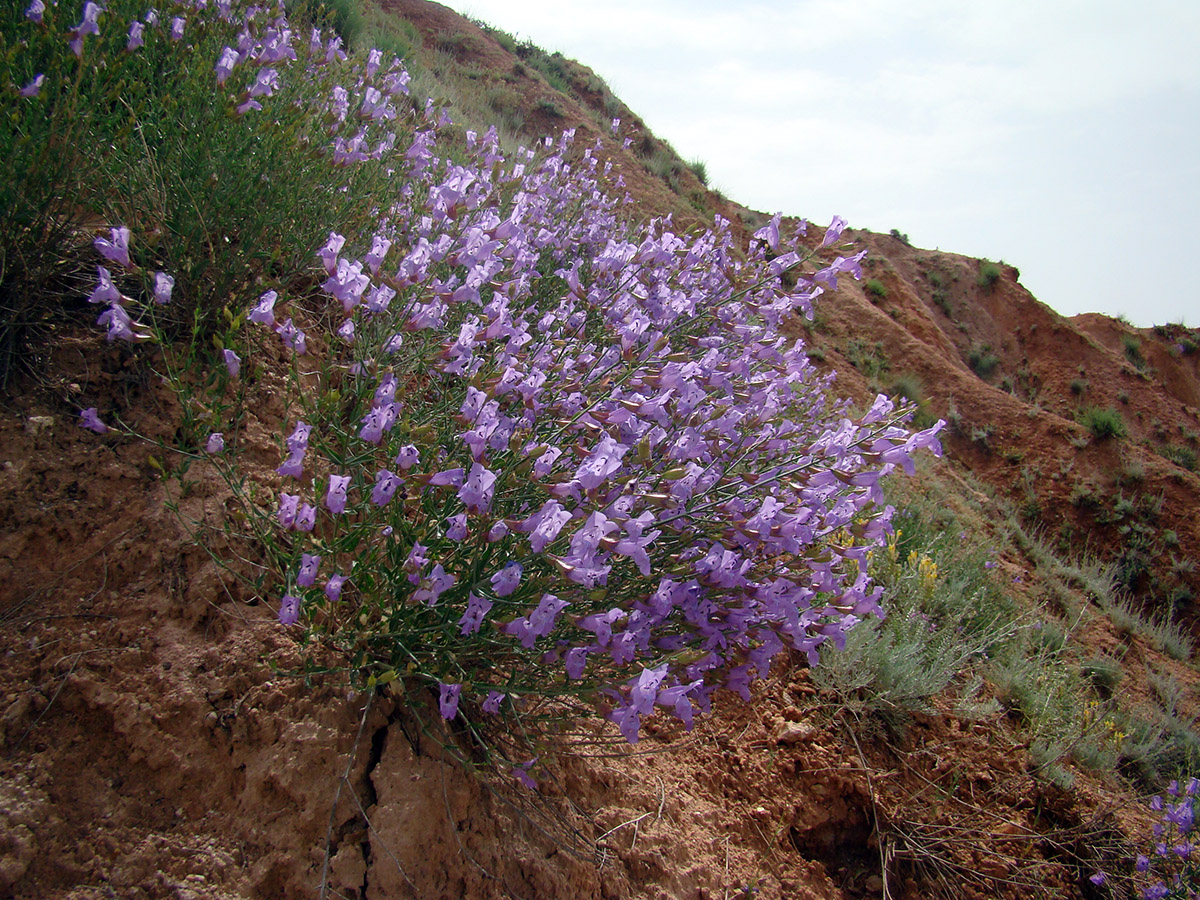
844,714,893,900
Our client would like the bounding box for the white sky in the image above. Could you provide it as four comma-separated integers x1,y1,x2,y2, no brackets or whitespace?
439,0,1199,327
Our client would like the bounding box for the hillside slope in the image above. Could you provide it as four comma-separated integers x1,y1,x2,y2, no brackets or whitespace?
1,2,1198,900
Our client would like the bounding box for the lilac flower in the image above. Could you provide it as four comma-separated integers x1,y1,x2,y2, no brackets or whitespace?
295,503,316,533
487,520,509,542
127,21,145,51
459,593,493,635
222,348,240,377
821,214,848,247
97,304,146,342
519,499,572,553
215,47,239,84
575,434,628,490
371,469,401,506
413,564,455,606
279,594,301,625
277,492,300,529
205,432,225,453
318,232,345,274
95,227,132,267
324,573,347,602
169,16,185,41
25,0,44,24
152,272,174,304
276,449,304,478
297,553,321,588
336,318,355,344
236,98,261,115
19,75,44,98
1088,872,1105,886
482,691,505,714
490,562,522,597
365,235,392,275
248,67,279,98
69,2,102,56
359,404,396,444
79,408,108,434
438,682,462,720
457,462,497,514
326,474,350,514
395,445,419,470
445,513,468,542
429,468,465,488
247,290,277,325
512,762,536,789
88,267,122,305
275,318,307,354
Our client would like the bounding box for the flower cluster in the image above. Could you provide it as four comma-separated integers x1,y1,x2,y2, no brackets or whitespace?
1094,779,1200,899
62,0,943,751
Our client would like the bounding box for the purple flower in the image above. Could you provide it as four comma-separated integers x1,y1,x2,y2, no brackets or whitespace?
19,75,44,98
1135,854,1150,873
457,462,497,513
512,762,536,790
490,562,522,597
295,503,316,533
336,318,355,344
371,469,401,506
279,594,301,625
94,227,131,267
277,492,299,529
69,2,102,56
317,232,345,274
482,691,505,714
446,513,468,542
821,214,848,247
96,304,146,342
1088,872,1105,886
151,271,174,304
127,21,145,50
79,407,108,434
169,16,185,41
458,593,493,635
438,682,462,720
324,573,347,602
215,47,239,84
429,468,465,487
249,67,279,99
395,444,419,470
519,499,572,553
222,348,240,377
205,432,225,453
413,564,456,606
247,290,277,325
326,474,350,514
297,553,321,588
487,520,509,542
88,267,122,305
25,1,44,24
276,448,304,478
575,434,628,491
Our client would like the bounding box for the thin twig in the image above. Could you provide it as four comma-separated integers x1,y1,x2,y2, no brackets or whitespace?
319,693,374,900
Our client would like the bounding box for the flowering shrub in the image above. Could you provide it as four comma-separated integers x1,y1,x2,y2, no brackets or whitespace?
1093,779,1200,899
28,1,943,755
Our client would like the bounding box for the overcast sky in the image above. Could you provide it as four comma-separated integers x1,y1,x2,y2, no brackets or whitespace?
440,0,1198,327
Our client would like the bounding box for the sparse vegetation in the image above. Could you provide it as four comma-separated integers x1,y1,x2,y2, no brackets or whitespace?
865,278,887,300
1079,406,1127,440
977,260,1001,290
967,344,1000,378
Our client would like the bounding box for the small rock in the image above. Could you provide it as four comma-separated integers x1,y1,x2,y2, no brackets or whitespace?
775,721,816,744
24,416,54,436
